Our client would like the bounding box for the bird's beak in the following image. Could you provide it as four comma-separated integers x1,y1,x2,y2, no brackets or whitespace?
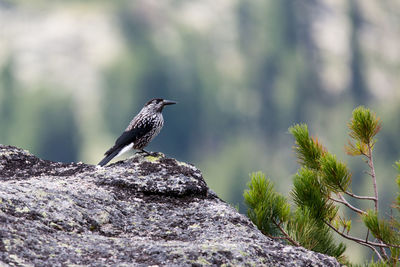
163,100,177,106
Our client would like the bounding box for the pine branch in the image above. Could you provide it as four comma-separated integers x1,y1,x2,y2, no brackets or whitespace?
366,234,389,262
325,220,400,248
324,221,386,262
344,190,376,201
380,243,390,262
365,141,388,258
363,170,373,177
259,219,300,247
326,219,400,262
367,143,379,212
272,219,301,247
330,194,366,215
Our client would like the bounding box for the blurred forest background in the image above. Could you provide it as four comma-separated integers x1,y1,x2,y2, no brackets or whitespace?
1,0,399,263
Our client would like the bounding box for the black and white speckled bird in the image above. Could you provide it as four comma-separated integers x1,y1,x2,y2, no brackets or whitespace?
98,98,176,166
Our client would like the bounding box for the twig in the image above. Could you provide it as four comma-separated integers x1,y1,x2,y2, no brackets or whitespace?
324,220,400,249
343,190,376,201
366,143,388,257
272,220,301,247
381,244,390,262
330,194,366,215
363,170,373,177
367,143,379,212
325,221,386,262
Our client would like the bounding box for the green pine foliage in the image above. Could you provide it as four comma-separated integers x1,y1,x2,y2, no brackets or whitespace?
362,210,399,246
346,106,381,157
289,124,325,170
244,172,290,236
287,208,346,259
244,106,400,265
319,153,352,193
348,106,381,146
286,208,320,249
349,261,391,267
244,171,346,260
291,167,337,221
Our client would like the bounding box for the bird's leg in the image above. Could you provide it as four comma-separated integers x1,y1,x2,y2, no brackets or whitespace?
141,149,151,155
136,149,160,157
136,149,151,155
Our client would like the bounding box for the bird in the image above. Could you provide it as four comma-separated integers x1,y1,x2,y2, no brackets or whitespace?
98,98,176,166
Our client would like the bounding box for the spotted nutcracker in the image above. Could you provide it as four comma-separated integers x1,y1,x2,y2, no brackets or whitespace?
98,98,176,166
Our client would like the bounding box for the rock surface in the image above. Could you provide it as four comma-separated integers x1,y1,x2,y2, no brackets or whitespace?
0,145,340,266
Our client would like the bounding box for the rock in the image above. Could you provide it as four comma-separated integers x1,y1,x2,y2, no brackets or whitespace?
0,145,340,266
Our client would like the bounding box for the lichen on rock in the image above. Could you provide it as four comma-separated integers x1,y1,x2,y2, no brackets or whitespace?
0,145,340,266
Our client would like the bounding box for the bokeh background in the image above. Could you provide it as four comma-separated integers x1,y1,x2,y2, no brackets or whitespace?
1,0,399,263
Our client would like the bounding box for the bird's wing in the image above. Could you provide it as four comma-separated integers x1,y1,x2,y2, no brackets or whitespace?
98,125,151,166
104,124,152,156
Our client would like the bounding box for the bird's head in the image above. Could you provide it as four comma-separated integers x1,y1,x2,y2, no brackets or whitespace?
144,98,177,113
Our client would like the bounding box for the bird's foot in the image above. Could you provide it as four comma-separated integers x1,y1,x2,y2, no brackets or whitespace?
136,150,161,157
136,149,151,155
149,151,162,157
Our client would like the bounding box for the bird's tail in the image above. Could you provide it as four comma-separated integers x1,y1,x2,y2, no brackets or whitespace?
98,148,121,167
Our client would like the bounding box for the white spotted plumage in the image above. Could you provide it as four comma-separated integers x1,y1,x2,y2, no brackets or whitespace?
98,98,176,166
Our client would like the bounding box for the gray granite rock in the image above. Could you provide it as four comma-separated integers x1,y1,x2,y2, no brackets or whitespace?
0,145,340,266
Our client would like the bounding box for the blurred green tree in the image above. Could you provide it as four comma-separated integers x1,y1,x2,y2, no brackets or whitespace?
244,107,400,265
